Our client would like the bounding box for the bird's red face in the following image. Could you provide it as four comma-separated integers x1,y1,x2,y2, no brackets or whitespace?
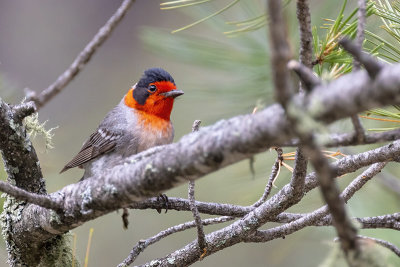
124,68,183,121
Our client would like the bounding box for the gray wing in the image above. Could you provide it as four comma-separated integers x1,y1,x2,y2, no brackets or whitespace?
60,128,122,173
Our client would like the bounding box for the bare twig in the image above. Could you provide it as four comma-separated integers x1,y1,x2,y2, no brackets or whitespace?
245,162,386,244
188,181,207,256
340,38,384,79
0,181,61,210
118,216,233,266
354,0,367,70
305,143,359,255
290,146,307,198
358,236,400,257
12,101,36,122
283,128,400,147
253,147,283,207
287,60,321,91
344,236,400,257
296,0,313,92
187,120,207,255
191,120,201,132
28,0,135,109
267,0,293,105
350,115,366,144
349,0,368,144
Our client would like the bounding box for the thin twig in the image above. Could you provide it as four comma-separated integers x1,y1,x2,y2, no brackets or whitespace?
253,147,283,207
346,235,400,257
12,101,36,122
283,128,400,147
287,60,321,91
305,142,359,255
267,0,293,106
354,0,367,71
188,120,207,255
28,0,135,109
118,216,233,266
0,180,61,210
349,0,368,144
350,115,366,144
296,0,313,92
290,146,307,199
245,162,387,244
359,236,400,257
340,38,384,79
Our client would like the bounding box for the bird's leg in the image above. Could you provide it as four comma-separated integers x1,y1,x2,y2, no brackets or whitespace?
122,207,129,229
156,194,169,214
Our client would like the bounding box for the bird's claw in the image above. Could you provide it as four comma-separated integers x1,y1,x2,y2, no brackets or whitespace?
156,194,169,214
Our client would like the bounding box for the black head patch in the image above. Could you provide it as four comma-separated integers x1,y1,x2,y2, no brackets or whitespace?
137,68,175,88
133,68,175,105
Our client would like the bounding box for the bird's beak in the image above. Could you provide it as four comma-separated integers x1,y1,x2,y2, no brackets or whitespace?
160,90,184,98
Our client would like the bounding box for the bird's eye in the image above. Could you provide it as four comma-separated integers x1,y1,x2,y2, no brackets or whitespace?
148,84,157,93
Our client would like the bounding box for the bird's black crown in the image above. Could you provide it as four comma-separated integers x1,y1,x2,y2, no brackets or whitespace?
137,68,175,88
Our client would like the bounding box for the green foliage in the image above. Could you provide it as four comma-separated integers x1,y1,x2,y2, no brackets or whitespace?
368,0,400,62
312,0,375,78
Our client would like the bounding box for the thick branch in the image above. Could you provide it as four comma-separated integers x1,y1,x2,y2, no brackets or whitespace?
28,0,134,109
0,100,44,193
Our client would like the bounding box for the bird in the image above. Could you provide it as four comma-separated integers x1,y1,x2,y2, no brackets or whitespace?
60,68,183,180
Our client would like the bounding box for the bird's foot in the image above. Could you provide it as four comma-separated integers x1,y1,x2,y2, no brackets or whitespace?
156,194,169,214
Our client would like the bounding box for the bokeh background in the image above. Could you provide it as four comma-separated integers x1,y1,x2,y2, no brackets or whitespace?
0,0,399,266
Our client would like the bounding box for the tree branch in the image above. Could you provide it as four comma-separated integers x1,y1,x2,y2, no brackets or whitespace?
288,60,321,92
12,101,36,123
0,181,61,210
267,0,293,105
296,0,313,68
283,128,400,147
138,161,387,266
244,162,386,244
27,0,134,110
2,52,400,262
252,147,283,207
340,38,383,79
118,216,234,266
350,0,368,144
356,236,400,257
187,120,207,255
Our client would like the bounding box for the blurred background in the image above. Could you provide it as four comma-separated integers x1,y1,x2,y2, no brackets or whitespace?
0,0,399,266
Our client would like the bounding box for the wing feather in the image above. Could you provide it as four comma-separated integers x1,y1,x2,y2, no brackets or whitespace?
60,128,121,173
